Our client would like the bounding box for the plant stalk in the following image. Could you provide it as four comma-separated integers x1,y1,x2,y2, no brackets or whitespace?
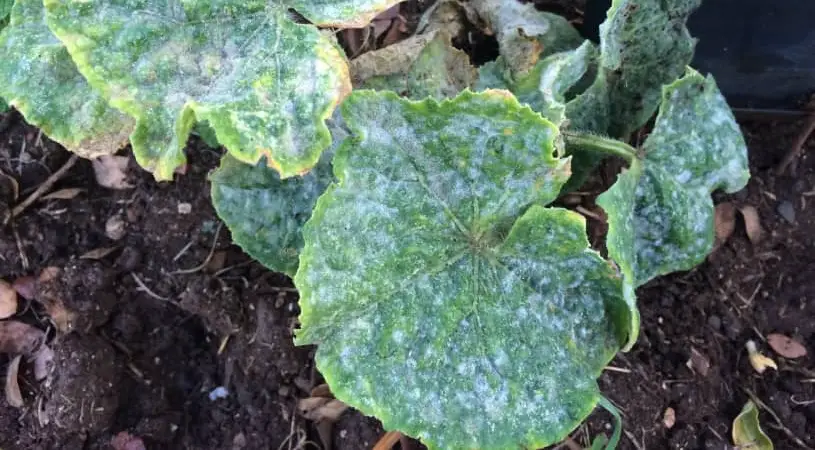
563,132,638,163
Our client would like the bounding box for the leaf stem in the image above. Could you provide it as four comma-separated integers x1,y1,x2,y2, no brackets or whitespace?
597,397,622,449
563,132,637,163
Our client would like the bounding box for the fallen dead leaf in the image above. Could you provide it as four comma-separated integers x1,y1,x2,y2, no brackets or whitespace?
714,202,736,243
5,354,24,408
662,407,676,429
746,340,778,374
80,246,120,260
111,431,147,450
92,155,134,190
205,250,227,273
310,383,333,398
41,188,84,201
298,397,348,423
686,347,711,377
32,345,55,382
0,321,46,355
0,279,18,319
739,206,765,245
767,333,807,359
12,275,37,300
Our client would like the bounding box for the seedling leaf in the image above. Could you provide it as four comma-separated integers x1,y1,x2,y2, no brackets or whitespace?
44,1,396,180
0,0,134,158
296,90,628,449
597,69,749,348
732,400,774,450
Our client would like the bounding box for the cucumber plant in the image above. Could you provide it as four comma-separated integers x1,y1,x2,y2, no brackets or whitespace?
0,0,749,448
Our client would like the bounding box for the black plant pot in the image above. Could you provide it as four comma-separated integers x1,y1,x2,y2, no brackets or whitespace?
583,0,815,110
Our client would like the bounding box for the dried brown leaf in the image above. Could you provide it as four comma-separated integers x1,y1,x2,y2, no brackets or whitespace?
662,407,676,429
739,205,765,245
298,397,348,423
767,333,807,359
41,188,84,201
92,155,133,190
80,246,120,260
0,321,46,355
5,354,23,408
12,275,37,301
0,279,18,319
714,202,736,242
686,347,711,377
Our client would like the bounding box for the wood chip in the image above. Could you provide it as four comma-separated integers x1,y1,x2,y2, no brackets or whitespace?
767,333,807,359
41,188,84,201
92,155,134,190
0,321,46,355
0,279,18,319
80,246,120,260
5,354,23,408
739,206,765,245
662,407,676,429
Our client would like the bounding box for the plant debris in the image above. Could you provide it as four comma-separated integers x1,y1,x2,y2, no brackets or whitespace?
732,400,774,450
662,407,676,429
746,340,778,374
739,205,765,245
0,320,45,355
0,279,18,319
92,155,134,190
766,333,807,359
5,354,24,408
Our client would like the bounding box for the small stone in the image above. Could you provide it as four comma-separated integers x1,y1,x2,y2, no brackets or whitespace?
777,201,795,223
707,315,721,330
178,203,192,214
105,215,127,240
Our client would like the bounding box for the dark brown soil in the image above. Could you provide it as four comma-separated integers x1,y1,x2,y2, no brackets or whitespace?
2,2,815,450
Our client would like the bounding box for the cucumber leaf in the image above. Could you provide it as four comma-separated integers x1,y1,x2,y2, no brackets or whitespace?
210,114,346,277
0,0,11,26
0,0,134,158
295,90,628,449
351,30,476,100
44,0,400,180
469,0,582,76
597,69,749,349
476,41,596,126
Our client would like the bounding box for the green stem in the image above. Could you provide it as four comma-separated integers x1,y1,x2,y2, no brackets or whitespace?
563,132,638,163
597,397,622,449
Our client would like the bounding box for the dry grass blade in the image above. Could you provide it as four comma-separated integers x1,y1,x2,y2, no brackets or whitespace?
5,354,24,408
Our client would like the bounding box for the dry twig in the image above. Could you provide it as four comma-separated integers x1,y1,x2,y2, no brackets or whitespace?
775,111,815,175
8,154,79,222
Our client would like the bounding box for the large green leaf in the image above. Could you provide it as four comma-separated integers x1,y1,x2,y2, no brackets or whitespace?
597,69,749,349
476,41,596,126
0,0,11,26
210,114,346,277
295,90,628,449
0,0,133,158
44,0,401,180
560,0,701,192
469,0,582,77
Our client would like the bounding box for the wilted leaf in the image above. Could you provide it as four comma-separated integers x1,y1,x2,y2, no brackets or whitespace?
476,41,596,126
469,0,582,76
92,155,133,190
352,30,476,100
211,150,333,277
0,0,133,159
766,333,807,359
597,70,750,349
746,340,777,374
5,354,23,407
732,400,773,450
295,90,628,449
0,279,17,319
44,0,401,180
0,320,45,355
739,205,765,245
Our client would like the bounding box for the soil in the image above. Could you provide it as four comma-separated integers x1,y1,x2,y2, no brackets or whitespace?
2,2,815,450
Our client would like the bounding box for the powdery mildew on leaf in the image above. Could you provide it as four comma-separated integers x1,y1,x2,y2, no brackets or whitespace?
290,0,403,28
44,1,397,180
597,70,749,348
477,41,596,126
469,0,582,76
296,90,628,449
0,0,133,158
